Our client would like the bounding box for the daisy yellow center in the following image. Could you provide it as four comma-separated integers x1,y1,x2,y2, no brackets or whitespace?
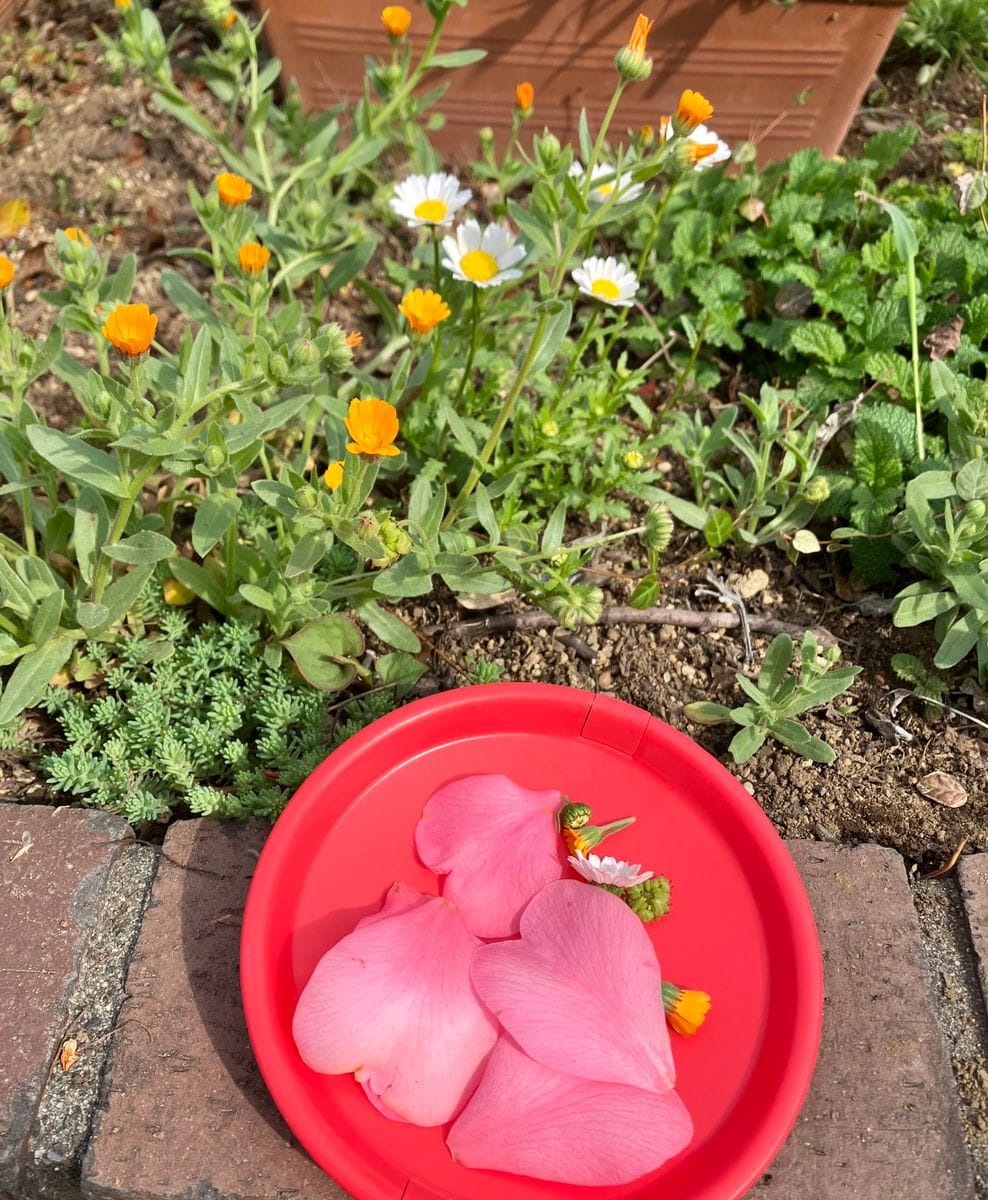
595,182,615,197
459,249,499,283
591,278,621,300
414,199,448,222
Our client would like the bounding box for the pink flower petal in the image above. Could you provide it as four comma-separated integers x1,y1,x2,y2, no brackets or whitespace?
415,774,565,938
292,884,498,1126
471,879,676,1091
360,1078,410,1123
447,1037,693,1185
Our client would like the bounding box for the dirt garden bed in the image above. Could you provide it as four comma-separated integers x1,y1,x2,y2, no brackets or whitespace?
0,0,985,871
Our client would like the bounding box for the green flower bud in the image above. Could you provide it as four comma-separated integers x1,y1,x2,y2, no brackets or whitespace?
614,44,653,83
379,518,412,558
535,130,562,173
357,512,381,541
290,339,319,370
643,504,674,555
318,323,352,373
600,875,671,923
296,485,319,511
478,126,495,151
267,351,290,383
804,476,831,504
203,444,226,471
964,499,986,521
303,199,323,224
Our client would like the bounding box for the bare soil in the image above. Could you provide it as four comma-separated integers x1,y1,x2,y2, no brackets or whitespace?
0,0,986,869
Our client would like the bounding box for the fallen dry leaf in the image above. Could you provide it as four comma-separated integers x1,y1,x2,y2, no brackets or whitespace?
917,771,967,808
923,314,964,360
59,1038,79,1072
0,198,31,238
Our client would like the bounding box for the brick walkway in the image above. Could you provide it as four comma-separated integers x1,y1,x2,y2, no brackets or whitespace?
2,803,986,1200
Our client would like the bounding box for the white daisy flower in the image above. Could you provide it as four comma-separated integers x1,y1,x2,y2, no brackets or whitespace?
568,160,644,205
572,255,639,307
441,220,526,288
684,123,731,171
568,851,654,888
390,172,472,228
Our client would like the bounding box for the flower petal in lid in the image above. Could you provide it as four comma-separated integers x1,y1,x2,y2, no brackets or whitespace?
415,774,565,938
447,1036,692,1185
292,883,497,1126
471,878,676,1091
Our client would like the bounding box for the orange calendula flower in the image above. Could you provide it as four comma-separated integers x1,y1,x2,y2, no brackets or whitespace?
220,9,236,27
674,89,714,132
217,172,253,207
113,0,130,9
381,5,411,37
0,255,14,290
662,983,711,1037
323,460,345,490
101,303,157,357
344,397,401,457
345,330,364,348
237,242,271,274
398,288,451,335
64,227,91,247
627,13,653,55
515,81,534,114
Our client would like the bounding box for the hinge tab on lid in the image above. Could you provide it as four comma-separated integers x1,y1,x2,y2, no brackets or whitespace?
579,694,650,756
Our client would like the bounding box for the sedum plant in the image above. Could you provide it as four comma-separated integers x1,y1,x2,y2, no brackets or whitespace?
685,632,861,764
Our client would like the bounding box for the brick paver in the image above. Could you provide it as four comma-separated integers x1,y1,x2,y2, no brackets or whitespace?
81,824,978,1200
751,842,975,1199
82,819,350,1200
958,852,988,1012
0,804,132,1200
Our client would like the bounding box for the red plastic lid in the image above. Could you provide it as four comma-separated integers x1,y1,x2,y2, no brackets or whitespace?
241,683,823,1200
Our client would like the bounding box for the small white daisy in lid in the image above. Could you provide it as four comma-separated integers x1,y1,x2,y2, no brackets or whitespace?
683,124,731,171
572,255,639,307
568,851,654,888
442,219,526,288
390,172,472,228
568,160,644,205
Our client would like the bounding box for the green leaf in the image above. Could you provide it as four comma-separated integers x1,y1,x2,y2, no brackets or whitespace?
629,575,659,609
102,530,176,565
658,491,708,531
320,241,377,293
704,508,733,549
429,48,486,68
376,650,427,695
282,615,364,692
854,420,902,493
791,529,821,554
73,487,109,586
373,555,434,599
770,718,835,763
443,403,479,458
540,501,567,556
758,634,793,694
285,532,329,579
788,322,847,366
192,494,240,557
934,610,984,669
26,426,129,498
955,458,988,502
98,564,154,629
892,584,957,627
359,600,421,653
529,301,572,377
0,636,75,726
76,602,110,631
169,557,230,615
683,700,732,724
728,724,768,763
182,325,214,409
473,484,500,544
160,269,222,331
238,583,277,612
31,591,63,647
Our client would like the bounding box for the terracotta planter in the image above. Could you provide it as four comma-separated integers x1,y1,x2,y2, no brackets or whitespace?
256,0,908,161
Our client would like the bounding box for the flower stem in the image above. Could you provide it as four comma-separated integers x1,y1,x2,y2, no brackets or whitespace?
554,306,598,404
452,286,481,411
431,228,442,292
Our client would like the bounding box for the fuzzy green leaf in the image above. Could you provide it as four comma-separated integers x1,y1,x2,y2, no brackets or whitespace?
282,616,364,692
26,426,129,498
0,636,75,726
359,600,421,653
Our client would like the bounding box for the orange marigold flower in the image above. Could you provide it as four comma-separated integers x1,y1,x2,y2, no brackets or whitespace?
627,13,653,56
323,460,345,490
113,0,130,9
686,140,719,165
237,242,271,274
0,255,14,290
217,172,253,207
675,89,714,131
515,81,534,114
101,302,157,358
381,5,411,37
664,985,711,1037
63,227,91,247
344,397,401,457
345,330,364,348
220,9,236,28
398,288,451,336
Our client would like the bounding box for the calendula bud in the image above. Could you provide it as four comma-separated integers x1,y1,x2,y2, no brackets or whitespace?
661,981,711,1036
624,449,645,470
318,323,352,373
297,485,319,511
290,339,319,370
162,577,196,606
614,14,653,83
535,130,562,172
203,444,226,471
357,512,381,541
268,351,290,383
373,518,413,566
478,126,495,153
514,81,534,115
804,477,831,504
964,499,986,520
643,503,674,555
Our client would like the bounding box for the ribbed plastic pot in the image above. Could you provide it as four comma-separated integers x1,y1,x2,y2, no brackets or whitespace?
254,0,908,161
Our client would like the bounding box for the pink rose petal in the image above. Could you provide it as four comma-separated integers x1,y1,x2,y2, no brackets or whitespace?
360,1078,410,1123
292,884,498,1126
415,774,565,938
447,1036,693,1185
471,878,676,1091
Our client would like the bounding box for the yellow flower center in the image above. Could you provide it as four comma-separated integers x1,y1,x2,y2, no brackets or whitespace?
591,278,621,301
414,199,448,223
459,249,499,283
595,182,615,197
